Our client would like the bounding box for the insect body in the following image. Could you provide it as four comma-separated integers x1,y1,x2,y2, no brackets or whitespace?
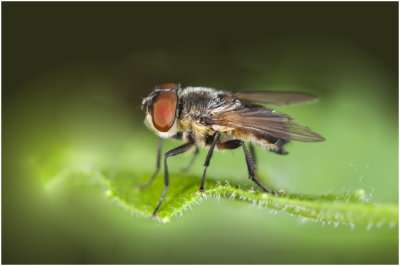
141,83,325,218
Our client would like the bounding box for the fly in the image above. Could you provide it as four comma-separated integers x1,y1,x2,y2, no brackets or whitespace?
140,83,325,218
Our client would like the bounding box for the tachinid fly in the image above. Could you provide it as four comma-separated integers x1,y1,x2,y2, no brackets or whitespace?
140,83,325,218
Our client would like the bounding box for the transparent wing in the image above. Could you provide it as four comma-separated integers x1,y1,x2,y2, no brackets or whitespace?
207,101,324,142
233,91,318,106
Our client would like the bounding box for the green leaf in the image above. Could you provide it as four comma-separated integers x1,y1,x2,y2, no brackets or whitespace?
44,165,398,226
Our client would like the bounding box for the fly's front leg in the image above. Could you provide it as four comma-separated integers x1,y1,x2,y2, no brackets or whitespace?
197,132,221,196
153,142,194,218
137,137,162,189
218,140,281,195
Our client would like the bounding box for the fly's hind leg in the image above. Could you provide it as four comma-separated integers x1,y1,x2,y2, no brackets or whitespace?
249,142,258,175
218,140,281,195
249,142,257,165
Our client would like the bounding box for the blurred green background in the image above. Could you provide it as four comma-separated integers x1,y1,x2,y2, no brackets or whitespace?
2,2,398,264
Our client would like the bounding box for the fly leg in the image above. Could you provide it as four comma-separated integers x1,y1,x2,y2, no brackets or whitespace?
249,142,256,164
249,142,257,173
218,140,280,195
153,142,194,218
197,132,221,196
180,147,199,172
137,137,162,189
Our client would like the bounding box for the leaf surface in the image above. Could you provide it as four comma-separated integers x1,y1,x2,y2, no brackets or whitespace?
45,165,398,226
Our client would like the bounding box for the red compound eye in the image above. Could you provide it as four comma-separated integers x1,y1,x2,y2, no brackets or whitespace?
151,91,178,132
159,83,179,90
